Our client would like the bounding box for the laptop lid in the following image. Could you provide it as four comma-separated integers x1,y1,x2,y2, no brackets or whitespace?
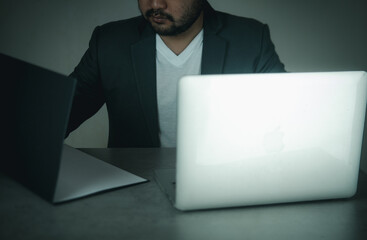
173,71,367,211
1,53,146,203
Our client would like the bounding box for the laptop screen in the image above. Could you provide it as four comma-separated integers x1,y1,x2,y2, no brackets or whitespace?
1,53,76,200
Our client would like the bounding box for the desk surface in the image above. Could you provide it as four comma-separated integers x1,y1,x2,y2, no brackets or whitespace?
1,148,367,240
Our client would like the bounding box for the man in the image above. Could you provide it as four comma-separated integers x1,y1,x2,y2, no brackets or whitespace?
67,0,285,148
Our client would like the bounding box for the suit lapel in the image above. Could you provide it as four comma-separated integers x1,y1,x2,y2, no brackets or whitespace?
201,1,227,74
131,25,160,146
201,34,227,74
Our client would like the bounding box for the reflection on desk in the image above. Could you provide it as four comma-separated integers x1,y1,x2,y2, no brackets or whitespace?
1,148,366,240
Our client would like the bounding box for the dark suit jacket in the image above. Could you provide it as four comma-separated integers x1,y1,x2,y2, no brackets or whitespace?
67,2,285,147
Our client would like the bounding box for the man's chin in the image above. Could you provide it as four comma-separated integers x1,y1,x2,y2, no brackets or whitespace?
151,24,177,36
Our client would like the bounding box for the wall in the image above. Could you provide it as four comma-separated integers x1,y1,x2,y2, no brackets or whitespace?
1,0,366,172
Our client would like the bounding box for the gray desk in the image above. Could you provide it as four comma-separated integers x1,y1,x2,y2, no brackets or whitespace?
1,148,367,240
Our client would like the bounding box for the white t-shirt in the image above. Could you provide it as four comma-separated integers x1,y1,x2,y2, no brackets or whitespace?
156,30,203,147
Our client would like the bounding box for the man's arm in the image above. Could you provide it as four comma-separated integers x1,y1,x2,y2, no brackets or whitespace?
66,27,105,137
254,24,285,73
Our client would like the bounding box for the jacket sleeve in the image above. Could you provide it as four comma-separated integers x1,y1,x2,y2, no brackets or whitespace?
254,24,286,73
66,26,105,137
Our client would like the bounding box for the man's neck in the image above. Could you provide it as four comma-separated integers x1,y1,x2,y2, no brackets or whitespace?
159,12,204,56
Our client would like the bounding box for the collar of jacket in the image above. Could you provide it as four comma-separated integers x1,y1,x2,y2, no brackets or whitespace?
130,1,227,147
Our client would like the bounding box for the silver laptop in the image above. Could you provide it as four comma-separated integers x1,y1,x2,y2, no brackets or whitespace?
155,71,367,211
2,53,147,203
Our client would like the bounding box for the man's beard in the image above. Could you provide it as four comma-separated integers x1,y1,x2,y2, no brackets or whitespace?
143,1,204,36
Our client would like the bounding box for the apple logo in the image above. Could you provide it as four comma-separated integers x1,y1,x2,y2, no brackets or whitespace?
263,126,285,153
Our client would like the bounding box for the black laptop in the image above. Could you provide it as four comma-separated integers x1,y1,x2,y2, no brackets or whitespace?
1,53,146,203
